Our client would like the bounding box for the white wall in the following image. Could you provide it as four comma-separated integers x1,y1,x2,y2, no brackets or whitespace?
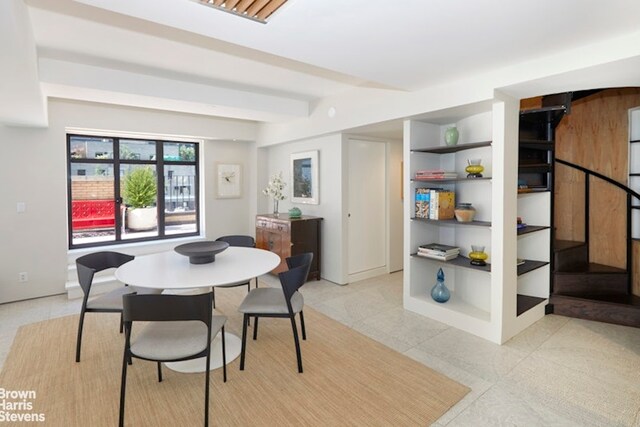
259,134,346,284
387,139,403,272
0,99,258,303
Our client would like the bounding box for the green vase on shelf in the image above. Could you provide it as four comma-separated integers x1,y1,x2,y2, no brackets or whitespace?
444,126,459,146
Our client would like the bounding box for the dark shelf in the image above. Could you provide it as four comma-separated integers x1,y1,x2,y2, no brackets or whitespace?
411,253,491,272
517,188,550,194
520,106,567,115
412,217,491,227
517,225,550,235
517,294,547,316
630,139,640,144
517,259,549,276
411,141,492,154
518,164,551,173
519,140,555,150
630,173,640,177
411,177,492,184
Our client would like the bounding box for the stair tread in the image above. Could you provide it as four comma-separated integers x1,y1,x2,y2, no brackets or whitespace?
554,240,586,251
555,262,627,274
552,293,640,307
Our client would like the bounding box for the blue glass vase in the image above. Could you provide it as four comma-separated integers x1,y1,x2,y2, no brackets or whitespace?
431,268,450,303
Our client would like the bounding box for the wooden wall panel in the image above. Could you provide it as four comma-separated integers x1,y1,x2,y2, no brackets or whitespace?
554,88,640,271
520,97,542,111
554,165,585,242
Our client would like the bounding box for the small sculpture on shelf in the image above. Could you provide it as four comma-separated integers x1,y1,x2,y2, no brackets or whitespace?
431,268,450,303
444,126,459,146
465,159,484,178
454,202,476,222
469,245,488,266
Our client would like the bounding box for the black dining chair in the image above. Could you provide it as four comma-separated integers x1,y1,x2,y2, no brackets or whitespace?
75,251,162,363
119,292,227,427
212,235,257,308
238,253,313,373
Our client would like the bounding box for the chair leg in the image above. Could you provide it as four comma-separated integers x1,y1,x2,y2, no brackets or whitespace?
212,287,216,309
157,362,163,382
119,312,124,333
290,316,303,373
119,351,129,427
221,326,227,383
240,314,248,371
252,317,259,340
255,277,258,288
299,311,306,340
75,310,86,363
205,350,211,427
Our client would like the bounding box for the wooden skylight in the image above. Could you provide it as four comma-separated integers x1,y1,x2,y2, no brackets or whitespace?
197,0,289,23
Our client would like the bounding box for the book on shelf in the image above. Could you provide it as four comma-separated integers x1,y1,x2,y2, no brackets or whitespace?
419,243,460,255
415,170,458,180
428,189,455,220
414,188,430,218
416,251,459,261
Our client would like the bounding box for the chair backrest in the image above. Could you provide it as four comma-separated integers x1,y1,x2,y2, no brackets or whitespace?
122,292,212,326
286,252,313,283
76,251,134,296
215,235,255,248
278,264,309,313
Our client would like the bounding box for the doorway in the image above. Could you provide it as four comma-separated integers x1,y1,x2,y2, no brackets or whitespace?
347,138,387,281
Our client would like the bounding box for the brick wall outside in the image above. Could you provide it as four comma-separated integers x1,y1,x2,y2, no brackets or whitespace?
71,177,114,200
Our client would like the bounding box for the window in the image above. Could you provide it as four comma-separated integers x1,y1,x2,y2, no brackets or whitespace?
67,134,200,248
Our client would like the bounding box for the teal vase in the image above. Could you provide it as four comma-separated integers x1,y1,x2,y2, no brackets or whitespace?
289,207,302,218
444,126,459,146
431,268,450,303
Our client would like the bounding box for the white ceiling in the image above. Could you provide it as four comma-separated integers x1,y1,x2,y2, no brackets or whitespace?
4,0,640,130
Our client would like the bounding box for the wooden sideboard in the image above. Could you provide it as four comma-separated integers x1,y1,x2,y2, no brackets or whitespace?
255,214,322,280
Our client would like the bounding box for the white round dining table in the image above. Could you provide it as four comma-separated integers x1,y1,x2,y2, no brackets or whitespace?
115,246,280,373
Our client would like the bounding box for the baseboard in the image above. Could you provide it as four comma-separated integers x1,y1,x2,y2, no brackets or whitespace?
348,266,388,283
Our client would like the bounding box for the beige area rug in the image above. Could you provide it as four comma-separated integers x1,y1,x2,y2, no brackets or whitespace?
0,292,469,426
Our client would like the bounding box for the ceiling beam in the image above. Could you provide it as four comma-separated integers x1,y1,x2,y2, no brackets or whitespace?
38,58,310,122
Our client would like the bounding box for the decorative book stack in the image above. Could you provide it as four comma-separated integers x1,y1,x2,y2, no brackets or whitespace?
415,170,458,180
414,188,455,220
417,243,460,261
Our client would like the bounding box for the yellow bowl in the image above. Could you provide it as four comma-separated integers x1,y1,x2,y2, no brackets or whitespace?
465,165,484,174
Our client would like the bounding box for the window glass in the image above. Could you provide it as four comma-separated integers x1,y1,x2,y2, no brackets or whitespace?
67,135,199,248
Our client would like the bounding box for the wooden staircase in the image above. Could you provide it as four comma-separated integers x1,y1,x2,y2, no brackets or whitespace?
520,91,640,328
550,239,640,327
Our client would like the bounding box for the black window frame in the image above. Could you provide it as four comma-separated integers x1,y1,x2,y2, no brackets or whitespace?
66,133,200,249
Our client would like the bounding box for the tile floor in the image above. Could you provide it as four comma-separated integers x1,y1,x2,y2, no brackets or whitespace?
2,272,640,426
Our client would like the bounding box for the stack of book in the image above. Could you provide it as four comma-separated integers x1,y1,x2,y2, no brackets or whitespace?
415,170,458,180
417,243,460,261
414,188,456,220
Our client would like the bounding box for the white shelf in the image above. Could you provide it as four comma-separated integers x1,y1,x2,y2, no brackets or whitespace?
407,293,491,323
404,98,548,344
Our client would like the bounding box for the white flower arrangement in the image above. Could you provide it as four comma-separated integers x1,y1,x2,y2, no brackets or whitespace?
262,171,287,201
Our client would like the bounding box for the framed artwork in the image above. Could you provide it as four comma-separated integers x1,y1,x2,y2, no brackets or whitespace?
291,150,319,204
216,163,242,199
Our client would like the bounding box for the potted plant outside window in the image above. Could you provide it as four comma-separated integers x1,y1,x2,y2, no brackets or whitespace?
123,167,157,230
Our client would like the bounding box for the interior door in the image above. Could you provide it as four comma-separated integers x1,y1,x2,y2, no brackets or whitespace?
348,139,387,276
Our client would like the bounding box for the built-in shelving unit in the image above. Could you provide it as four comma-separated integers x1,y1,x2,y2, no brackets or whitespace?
515,108,554,321
404,101,503,342
404,98,551,344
